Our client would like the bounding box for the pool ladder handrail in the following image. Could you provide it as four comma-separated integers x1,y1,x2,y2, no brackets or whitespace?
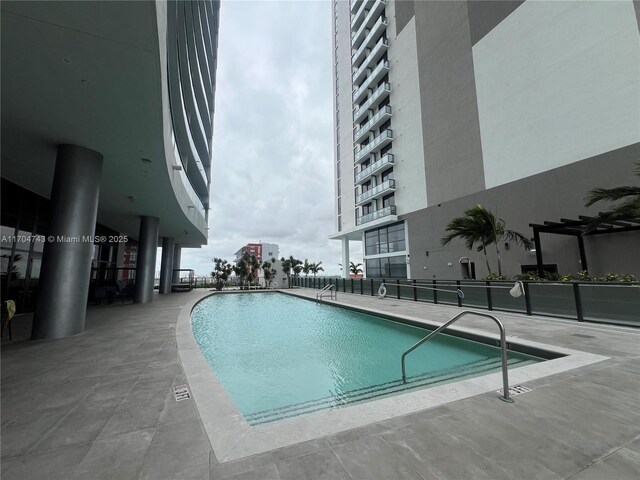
400,310,514,403
316,284,337,301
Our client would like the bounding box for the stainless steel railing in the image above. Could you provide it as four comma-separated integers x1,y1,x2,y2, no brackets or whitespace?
400,310,514,403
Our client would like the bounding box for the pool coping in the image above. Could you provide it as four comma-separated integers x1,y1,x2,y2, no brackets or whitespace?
176,290,608,463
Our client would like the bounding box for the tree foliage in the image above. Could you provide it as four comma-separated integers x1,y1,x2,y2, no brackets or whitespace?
441,204,533,276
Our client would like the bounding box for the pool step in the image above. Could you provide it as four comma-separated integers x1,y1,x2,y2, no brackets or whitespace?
245,357,534,425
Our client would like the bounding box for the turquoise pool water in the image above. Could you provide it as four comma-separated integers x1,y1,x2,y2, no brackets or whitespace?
191,293,542,424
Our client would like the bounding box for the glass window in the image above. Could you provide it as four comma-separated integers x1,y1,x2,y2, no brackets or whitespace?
366,258,381,278
388,256,407,278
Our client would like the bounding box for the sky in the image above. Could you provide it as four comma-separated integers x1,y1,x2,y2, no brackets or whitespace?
179,0,362,276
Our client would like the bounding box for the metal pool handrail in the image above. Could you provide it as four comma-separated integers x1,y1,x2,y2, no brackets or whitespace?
400,310,514,403
316,284,337,301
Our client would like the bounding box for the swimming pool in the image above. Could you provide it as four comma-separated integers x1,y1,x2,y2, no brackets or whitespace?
191,292,544,424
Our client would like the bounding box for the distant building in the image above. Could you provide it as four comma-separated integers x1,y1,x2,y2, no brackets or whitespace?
234,242,279,262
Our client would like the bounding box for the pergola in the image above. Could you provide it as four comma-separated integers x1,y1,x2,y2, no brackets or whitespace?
529,215,640,277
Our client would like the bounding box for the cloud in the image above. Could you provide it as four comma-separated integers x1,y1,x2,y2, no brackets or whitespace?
178,0,362,276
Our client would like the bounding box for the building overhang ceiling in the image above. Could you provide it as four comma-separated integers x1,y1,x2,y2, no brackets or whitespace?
1,0,208,246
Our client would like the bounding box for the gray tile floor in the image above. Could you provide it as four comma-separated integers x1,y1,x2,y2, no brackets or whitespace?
1,289,639,479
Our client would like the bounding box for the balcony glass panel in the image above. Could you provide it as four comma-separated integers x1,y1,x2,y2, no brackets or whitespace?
353,61,390,104
355,129,393,162
352,38,388,84
353,82,391,123
354,105,392,143
352,16,387,66
355,154,394,184
356,179,395,204
351,0,373,30
351,0,387,49
357,205,396,225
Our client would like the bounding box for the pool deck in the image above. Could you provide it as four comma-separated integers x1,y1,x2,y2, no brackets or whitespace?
1,288,639,479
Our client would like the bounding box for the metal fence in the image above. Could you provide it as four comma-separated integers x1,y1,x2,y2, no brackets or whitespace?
293,277,639,327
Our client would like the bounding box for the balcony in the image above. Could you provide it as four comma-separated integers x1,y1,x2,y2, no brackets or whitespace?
354,128,393,163
354,105,392,143
353,82,390,124
351,0,373,31
352,37,388,85
357,205,397,226
352,16,387,66
351,0,387,49
356,179,396,205
353,60,389,104
355,154,394,184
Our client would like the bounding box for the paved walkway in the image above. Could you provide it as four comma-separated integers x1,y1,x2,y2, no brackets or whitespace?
1,289,639,479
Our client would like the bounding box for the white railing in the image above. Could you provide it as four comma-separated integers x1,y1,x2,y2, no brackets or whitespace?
356,179,396,204
354,105,392,143
356,205,396,225
352,37,388,84
353,82,391,123
354,128,393,162
353,61,390,104
351,0,387,49
355,153,394,184
352,16,387,66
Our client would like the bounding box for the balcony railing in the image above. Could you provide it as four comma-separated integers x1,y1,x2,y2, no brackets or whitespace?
355,128,393,162
353,82,391,124
354,105,392,143
350,0,363,14
355,153,394,184
352,16,387,66
351,0,387,49
352,37,388,84
351,0,373,30
357,205,397,225
356,179,396,205
353,60,389,104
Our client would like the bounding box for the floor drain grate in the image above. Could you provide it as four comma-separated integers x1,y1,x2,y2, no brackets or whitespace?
498,385,532,397
571,333,595,339
174,384,191,401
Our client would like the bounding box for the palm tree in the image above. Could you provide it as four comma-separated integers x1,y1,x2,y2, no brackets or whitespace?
349,261,363,275
262,260,277,287
441,204,533,276
301,259,312,277
310,261,324,276
584,163,640,232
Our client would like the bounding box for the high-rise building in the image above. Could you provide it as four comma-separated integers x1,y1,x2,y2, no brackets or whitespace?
1,0,220,338
331,0,640,279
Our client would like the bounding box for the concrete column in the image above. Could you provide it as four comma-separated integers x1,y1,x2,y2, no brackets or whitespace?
32,145,103,339
159,237,175,294
341,237,350,279
172,244,182,283
134,216,159,303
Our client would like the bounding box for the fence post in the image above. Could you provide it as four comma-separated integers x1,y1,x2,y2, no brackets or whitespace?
456,280,462,307
396,279,400,299
351,278,354,293
486,281,493,311
433,280,438,304
573,283,584,322
523,282,532,316
413,280,417,302
343,278,346,293
371,278,375,296
360,278,363,295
